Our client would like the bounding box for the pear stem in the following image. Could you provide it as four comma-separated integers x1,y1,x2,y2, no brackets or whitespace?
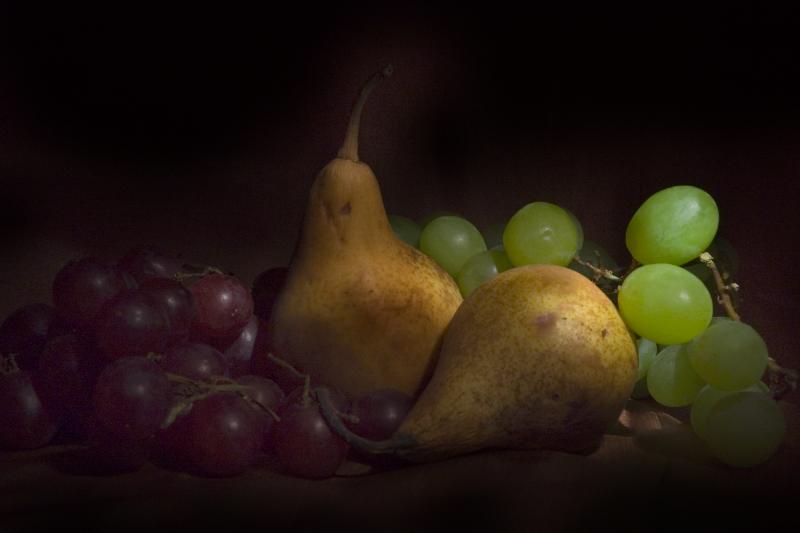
337,64,394,162
316,386,412,456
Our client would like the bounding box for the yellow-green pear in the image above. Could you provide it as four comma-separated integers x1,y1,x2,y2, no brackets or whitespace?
269,67,463,399
319,264,638,461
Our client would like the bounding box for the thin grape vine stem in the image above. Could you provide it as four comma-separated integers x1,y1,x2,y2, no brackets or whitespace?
571,255,623,282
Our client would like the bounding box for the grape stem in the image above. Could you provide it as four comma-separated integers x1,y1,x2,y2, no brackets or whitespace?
0,353,20,374
699,252,797,400
571,255,623,282
266,352,312,407
173,264,226,283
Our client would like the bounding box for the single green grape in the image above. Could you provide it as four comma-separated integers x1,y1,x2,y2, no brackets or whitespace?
456,249,513,297
690,382,770,442
635,337,658,381
626,185,719,265
482,221,507,250
618,264,713,345
704,390,786,468
564,208,584,252
687,320,769,391
419,216,487,277
418,210,460,230
646,344,706,407
388,214,422,248
503,202,581,267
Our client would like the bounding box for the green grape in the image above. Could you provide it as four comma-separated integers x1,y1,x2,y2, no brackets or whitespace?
690,382,770,442
419,216,487,276
388,214,422,248
625,185,719,265
635,337,658,381
687,320,769,391
565,208,584,252
617,264,713,345
456,249,513,297
704,390,786,467
503,202,581,267
630,377,650,399
419,210,460,229
646,344,706,407
482,221,507,250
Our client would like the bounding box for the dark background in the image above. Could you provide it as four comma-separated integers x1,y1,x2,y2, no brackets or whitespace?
1,3,798,362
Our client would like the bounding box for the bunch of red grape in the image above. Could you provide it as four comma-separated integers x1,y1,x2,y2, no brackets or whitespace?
0,246,412,478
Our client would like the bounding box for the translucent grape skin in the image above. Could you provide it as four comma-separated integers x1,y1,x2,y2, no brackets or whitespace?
690,382,770,442
646,344,706,407
625,185,719,265
618,263,713,345
503,201,581,267
419,215,487,277
704,390,786,468
456,249,512,297
0,368,60,450
687,320,769,391
388,214,422,248
93,356,171,441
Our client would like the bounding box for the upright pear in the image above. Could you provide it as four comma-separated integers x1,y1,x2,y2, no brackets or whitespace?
269,67,463,399
318,264,638,462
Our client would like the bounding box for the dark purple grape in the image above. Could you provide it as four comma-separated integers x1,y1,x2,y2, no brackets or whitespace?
272,389,349,479
35,334,106,423
236,374,284,443
213,315,264,378
250,342,309,395
93,356,170,440
348,389,414,440
252,266,288,322
160,342,227,381
139,277,196,346
189,274,253,341
0,303,58,370
183,393,263,477
84,417,153,474
117,245,182,285
94,290,169,360
0,368,60,450
52,257,129,327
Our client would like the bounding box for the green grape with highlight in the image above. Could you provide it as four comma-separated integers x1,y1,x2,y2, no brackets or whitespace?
687,320,769,391
704,390,786,467
646,344,706,407
456,249,513,297
388,214,422,248
618,263,713,345
503,202,581,267
635,337,658,381
626,185,719,265
419,216,487,277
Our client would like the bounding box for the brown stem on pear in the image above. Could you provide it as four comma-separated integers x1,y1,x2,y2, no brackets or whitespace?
316,386,412,456
337,64,394,162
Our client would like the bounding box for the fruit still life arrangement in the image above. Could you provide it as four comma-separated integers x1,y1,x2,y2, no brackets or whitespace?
1,67,796,479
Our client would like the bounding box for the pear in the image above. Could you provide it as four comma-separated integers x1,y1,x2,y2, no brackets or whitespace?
269,67,463,399
318,264,638,461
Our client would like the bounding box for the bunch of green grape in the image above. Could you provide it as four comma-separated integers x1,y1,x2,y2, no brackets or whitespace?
390,183,787,469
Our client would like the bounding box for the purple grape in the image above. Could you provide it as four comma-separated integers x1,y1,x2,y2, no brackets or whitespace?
236,374,284,443
214,315,264,378
348,389,414,440
0,367,60,450
117,245,182,285
160,342,227,381
52,257,129,327
189,274,253,341
139,277,196,346
0,303,59,370
93,356,170,440
94,290,169,360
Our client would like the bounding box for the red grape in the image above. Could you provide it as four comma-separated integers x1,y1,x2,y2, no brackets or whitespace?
94,290,169,359
160,342,227,381
214,315,264,378
272,389,349,479
182,392,263,477
0,303,59,370
139,277,196,346
93,356,170,440
348,389,413,440
189,273,253,341
251,266,287,322
0,367,60,450
117,245,182,285
52,257,130,327
236,374,284,442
